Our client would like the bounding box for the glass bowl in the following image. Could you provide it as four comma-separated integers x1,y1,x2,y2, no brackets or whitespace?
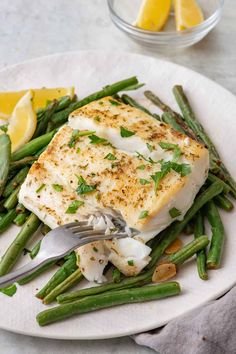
107,0,224,49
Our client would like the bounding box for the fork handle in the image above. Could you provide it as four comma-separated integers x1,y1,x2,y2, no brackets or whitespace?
0,258,48,289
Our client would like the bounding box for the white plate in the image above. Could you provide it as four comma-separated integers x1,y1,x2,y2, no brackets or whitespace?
0,51,236,340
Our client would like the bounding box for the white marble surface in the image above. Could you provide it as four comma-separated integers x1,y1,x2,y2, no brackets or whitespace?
0,0,235,353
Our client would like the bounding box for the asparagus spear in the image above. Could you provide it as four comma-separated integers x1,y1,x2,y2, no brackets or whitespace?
57,182,223,304
37,282,181,326
3,166,29,198
194,212,208,280
51,77,139,126
173,85,236,197
43,268,83,304
121,94,160,120
11,130,56,161
215,194,234,212
0,209,18,234
0,134,11,197
3,185,21,210
36,252,78,299
205,200,225,269
0,213,41,276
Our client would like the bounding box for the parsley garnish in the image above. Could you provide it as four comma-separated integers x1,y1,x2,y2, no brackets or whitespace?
94,116,101,122
105,153,117,161
137,164,146,170
76,176,96,195
93,246,98,252
0,284,17,297
36,184,46,193
136,151,158,164
159,142,181,162
68,130,95,148
140,178,150,185
127,260,134,266
66,200,84,214
0,124,8,133
109,99,121,106
52,184,63,192
169,207,182,218
88,134,110,145
139,210,149,219
120,126,135,138
146,143,154,152
76,147,81,154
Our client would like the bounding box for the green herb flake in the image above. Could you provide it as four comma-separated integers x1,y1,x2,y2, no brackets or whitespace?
127,260,134,266
139,210,149,219
120,126,135,138
98,101,104,105
76,147,81,154
88,134,110,145
93,246,98,252
169,207,182,218
109,99,121,106
146,143,154,152
105,153,117,161
66,200,84,214
0,124,8,133
94,116,101,122
0,284,17,297
140,178,150,185
68,129,95,148
111,163,118,169
159,142,182,162
76,176,96,195
36,184,46,194
52,184,63,192
137,164,146,170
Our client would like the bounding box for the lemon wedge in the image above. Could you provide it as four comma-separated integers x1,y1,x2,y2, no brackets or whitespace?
174,0,204,31
7,90,37,152
134,0,171,31
0,87,74,119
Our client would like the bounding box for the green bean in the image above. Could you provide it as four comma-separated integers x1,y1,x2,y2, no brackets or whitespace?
51,77,139,126
162,112,186,134
36,252,78,299
33,101,58,138
194,212,208,280
43,268,83,304
0,134,11,196
0,209,17,234
121,94,160,120
13,212,28,226
18,261,56,285
215,194,234,212
206,200,225,269
3,166,29,198
38,282,180,326
30,240,41,259
112,268,122,283
208,173,231,194
0,213,41,276
9,157,36,172
3,185,21,210
12,130,56,161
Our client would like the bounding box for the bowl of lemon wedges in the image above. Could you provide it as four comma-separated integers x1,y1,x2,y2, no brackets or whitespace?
107,0,224,49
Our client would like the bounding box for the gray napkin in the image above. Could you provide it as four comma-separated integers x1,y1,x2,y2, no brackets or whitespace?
133,285,236,354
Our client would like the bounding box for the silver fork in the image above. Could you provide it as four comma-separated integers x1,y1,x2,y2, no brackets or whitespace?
0,219,139,289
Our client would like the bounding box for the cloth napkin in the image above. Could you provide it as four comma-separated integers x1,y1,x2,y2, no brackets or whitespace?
133,285,236,354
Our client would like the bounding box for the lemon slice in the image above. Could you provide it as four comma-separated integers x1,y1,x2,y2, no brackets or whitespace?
7,90,37,152
174,0,204,31
134,0,171,31
0,87,74,119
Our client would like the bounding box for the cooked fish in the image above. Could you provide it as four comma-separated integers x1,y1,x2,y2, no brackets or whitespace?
19,96,209,282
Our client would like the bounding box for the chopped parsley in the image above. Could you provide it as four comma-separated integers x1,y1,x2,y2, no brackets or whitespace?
146,143,154,152
136,151,158,164
68,130,95,148
139,210,149,219
104,153,117,161
127,260,134,266
76,176,96,195
88,134,110,145
94,116,101,122
169,207,182,218
159,142,182,162
120,126,135,138
98,101,104,105
109,99,121,106
139,178,150,185
36,184,46,193
0,284,17,297
93,246,98,252
111,163,118,169
52,184,63,192
0,124,8,133
137,164,146,170
66,200,84,214
76,147,81,154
